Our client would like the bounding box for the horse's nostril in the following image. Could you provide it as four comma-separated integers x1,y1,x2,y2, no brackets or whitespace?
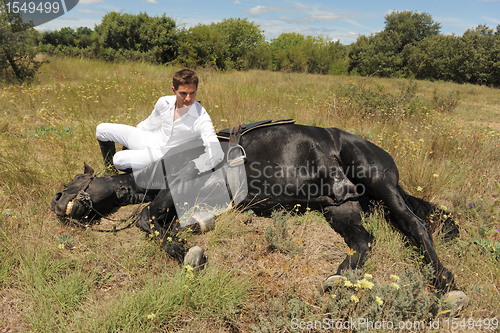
51,191,64,212
53,191,63,202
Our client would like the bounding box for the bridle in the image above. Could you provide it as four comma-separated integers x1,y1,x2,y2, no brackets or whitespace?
72,174,95,220
66,172,145,233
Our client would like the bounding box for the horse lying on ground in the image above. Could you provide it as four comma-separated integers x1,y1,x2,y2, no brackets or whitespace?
50,121,468,309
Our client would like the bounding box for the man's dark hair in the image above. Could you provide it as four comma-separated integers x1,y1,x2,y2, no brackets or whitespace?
173,69,199,90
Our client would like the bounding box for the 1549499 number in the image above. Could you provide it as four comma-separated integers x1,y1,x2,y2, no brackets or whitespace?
443,317,499,330
6,1,60,14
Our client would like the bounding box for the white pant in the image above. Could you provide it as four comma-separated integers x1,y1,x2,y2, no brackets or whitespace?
96,123,165,170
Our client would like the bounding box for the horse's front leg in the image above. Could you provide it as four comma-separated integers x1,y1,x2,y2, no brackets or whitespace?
321,200,374,293
136,189,179,233
136,189,207,269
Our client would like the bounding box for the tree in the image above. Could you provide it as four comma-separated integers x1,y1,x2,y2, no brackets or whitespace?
42,27,77,47
177,18,264,70
176,24,224,68
243,41,271,70
384,10,441,51
269,33,347,74
348,11,441,78
211,18,264,69
0,0,45,82
94,12,178,63
348,31,404,77
402,34,465,81
492,25,500,86
269,33,307,72
402,24,500,86
461,24,499,85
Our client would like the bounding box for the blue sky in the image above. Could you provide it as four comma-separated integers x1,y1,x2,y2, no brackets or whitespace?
38,0,500,44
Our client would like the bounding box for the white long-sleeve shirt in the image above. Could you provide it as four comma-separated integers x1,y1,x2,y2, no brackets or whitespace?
137,96,224,173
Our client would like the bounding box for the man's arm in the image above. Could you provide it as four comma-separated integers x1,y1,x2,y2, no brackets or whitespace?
192,118,224,173
136,97,168,131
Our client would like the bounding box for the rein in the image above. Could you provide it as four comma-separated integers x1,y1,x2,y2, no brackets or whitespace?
68,171,144,233
69,164,161,233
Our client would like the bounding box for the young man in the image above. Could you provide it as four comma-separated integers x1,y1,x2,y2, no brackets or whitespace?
95,69,224,187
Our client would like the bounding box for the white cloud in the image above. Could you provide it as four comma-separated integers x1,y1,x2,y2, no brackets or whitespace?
142,0,158,3
79,0,104,4
36,16,102,31
35,26,55,32
245,6,281,16
57,16,80,21
276,12,352,25
483,16,500,24
77,8,104,15
308,13,343,22
243,5,304,16
233,0,241,4
344,19,371,30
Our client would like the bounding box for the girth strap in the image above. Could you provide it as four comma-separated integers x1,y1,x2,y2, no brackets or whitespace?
217,119,295,145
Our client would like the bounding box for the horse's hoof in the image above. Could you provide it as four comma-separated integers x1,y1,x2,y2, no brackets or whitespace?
320,275,343,295
185,212,215,233
135,208,152,233
443,290,470,314
183,246,207,271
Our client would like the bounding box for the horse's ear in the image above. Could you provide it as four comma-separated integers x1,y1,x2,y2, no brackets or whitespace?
83,162,94,175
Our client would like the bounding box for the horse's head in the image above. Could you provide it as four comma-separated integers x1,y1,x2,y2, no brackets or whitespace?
50,163,117,221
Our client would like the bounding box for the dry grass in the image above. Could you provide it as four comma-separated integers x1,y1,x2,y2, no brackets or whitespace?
1,56,500,332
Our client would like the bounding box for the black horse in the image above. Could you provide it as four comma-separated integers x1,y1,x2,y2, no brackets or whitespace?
50,122,468,307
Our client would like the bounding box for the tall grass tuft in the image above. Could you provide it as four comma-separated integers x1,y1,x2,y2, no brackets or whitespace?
82,266,252,332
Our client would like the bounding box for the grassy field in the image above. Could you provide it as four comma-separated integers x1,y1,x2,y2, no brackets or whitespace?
1,56,500,332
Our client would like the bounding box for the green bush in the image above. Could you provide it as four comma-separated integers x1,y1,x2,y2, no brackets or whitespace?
0,1,46,82
269,33,347,74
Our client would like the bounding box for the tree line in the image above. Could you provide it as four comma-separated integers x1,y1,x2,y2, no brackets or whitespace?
2,7,500,87
34,12,348,75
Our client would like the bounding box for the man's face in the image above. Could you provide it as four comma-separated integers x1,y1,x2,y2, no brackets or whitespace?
172,83,197,109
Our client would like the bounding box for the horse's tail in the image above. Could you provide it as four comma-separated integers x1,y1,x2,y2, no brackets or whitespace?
397,185,459,241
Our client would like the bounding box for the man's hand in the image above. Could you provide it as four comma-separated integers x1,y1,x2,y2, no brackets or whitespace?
169,161,199,194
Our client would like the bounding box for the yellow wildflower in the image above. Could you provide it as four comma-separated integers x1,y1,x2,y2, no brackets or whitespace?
390,275,400,282
375,296,383,305
357,278,375,290
350,295,359,303
390,282,400,290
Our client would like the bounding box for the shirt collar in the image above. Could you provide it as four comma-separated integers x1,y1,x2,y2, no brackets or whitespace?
186,101,201,117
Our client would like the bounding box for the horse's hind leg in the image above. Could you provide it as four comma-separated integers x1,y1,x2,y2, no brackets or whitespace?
324,201,374,274
362,174,455,290
375,186,470,309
